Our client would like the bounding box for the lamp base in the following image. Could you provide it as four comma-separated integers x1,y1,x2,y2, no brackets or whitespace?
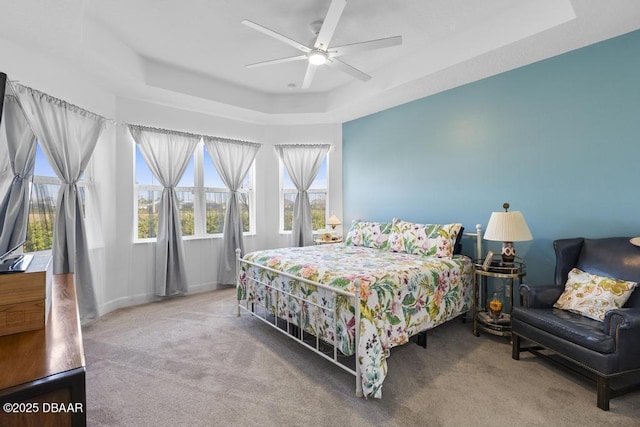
501,241,515,264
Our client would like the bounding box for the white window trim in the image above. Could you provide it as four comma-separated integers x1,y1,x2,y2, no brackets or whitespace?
29,161,86,251
133,141,256,243
278,157,329,235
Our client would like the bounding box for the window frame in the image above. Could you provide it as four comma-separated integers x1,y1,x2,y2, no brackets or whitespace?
26,143,88,253
278,155,329,235
133,140,256,242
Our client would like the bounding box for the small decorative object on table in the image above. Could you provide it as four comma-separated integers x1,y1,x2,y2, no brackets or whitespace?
488,292,503,322
482,251,494,271
314,232,343,245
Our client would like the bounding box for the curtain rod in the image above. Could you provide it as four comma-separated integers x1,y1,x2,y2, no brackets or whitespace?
127,124,204,140
8,80,260,145
274,143,332,149
129,124,261,147
12,81,109,122
202,135,261,147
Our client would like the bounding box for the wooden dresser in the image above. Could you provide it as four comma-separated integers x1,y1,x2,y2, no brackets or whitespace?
0,270,86,427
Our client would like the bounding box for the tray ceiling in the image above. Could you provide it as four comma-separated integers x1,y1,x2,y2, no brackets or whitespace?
1,0,639,124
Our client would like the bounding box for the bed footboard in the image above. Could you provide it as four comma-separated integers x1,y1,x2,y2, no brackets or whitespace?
234,225,482,398
236,248,363,397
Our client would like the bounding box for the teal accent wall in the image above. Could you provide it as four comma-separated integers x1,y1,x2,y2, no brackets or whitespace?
343,30,640,285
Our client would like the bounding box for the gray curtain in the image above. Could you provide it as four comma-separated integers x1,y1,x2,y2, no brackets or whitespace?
128,125,200,297
275,144,330,247
0,85,36,254
16,84,105,323
203,137,260,285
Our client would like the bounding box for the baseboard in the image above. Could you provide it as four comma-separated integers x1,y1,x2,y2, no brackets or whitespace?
97,282,225,318
187,281,222,294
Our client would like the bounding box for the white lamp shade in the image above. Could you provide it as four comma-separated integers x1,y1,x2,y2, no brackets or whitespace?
327,215,341,226
484,211,532,242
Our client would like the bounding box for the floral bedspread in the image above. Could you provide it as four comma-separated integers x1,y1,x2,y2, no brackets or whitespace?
237,244,472,398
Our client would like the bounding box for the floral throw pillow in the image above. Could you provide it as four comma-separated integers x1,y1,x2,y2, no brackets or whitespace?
553,268,637,321
344,220,392,250
388,218,462,257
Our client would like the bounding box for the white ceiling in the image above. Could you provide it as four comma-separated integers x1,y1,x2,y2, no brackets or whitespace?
1,0,640,125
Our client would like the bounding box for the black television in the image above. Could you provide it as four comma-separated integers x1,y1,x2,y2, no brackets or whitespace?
0,72,5,128
0,72,36,269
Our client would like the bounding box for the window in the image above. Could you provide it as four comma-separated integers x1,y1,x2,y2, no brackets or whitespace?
176,157,195,237
203,144,253,235
280,157,327,233
26,144,84,252
135,141,255,240
135,147,162,239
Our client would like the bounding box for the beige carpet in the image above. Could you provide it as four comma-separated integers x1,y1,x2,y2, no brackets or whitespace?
83,288,640,426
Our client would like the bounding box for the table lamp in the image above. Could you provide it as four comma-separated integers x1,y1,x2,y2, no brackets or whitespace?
483,203,532,264
327,215,341,236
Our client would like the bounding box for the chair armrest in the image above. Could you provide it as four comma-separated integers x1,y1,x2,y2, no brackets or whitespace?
604,308,640,371
519,284,564,308
604,308,640,335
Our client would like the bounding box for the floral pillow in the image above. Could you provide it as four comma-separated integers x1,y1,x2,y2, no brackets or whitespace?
553,268,637,321
388,218,462,257
344,220,392,250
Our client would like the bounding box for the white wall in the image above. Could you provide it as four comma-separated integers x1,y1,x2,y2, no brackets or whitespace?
1,38,343,317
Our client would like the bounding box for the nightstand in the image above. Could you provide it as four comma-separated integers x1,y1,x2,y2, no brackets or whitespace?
314,237,343,245
472,259,526,338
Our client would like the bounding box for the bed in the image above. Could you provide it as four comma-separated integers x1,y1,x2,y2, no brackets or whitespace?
236,219,482,398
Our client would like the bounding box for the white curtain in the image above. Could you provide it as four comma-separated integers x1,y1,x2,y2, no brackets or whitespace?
0,82,36,254
128,125,200,297
203,137,260,285
0,81,12,199
0,143,10,201
16,84,105,324
275,144,330,247
0,143,9,201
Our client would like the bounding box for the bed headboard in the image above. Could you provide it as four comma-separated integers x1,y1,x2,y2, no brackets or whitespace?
461,224,483,260
454,226,464,255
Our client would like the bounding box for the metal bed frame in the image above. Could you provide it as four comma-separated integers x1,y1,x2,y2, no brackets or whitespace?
236,224,482,397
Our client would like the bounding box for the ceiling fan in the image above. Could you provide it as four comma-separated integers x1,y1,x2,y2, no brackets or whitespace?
242,0,402,89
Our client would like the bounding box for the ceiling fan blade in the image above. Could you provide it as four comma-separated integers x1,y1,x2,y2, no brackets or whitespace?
242,19,311,53
326,58,371,82
330,35,402,57
246,54,308,68
301,64,318,89
314,0,347,50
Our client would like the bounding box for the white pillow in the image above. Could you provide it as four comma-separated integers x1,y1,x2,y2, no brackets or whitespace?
553,268,637,321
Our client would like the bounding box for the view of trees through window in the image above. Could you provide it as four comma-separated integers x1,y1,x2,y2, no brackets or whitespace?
136,189,161,239
282,192,326,231
135,142,253,240
281,157,328,232
22,140,326,251
25,145,63,253
204,191,250,235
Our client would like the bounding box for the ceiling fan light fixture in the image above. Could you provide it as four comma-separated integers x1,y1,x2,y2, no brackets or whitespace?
308,50,327,65
242,0,402,87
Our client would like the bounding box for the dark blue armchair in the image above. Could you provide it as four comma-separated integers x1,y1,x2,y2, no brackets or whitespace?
511,237,640,410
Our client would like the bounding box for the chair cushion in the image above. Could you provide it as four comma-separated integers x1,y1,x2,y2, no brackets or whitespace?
512,306,615,354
